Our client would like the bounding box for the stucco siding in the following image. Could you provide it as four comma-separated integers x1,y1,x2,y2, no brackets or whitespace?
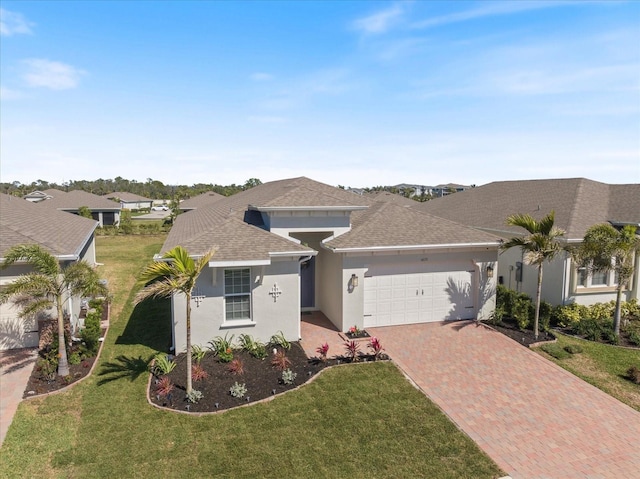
171,260,301,353
317,249,344,330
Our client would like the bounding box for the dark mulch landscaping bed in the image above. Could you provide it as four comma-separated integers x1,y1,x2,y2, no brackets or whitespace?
149,342,387,413
482,319,556,347
24,356,97,397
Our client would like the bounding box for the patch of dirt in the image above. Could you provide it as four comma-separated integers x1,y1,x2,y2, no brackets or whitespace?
482,319,556,347
149,342,387,413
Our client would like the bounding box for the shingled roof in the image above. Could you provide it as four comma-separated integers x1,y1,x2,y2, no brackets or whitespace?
37,190,121,211
164,177,500,260
418,178,640,240
179,191,225,211
105,192,152,202
0,194,98,260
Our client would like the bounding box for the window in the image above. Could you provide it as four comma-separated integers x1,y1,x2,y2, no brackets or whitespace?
577,267,587,287
224,269,251,320
591,271,608,286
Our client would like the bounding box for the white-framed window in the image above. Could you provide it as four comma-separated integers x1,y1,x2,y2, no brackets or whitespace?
224,268,251,321
575,264,619,289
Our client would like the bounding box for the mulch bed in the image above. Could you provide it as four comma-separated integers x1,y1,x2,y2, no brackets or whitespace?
149,342,387,413
482,319,556,347
24,357,96,398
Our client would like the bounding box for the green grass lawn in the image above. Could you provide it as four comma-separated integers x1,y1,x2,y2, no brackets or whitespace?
0,235,503,479
533,333,640,411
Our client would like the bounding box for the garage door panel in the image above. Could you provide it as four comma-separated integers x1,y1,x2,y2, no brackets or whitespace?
364,265,476,328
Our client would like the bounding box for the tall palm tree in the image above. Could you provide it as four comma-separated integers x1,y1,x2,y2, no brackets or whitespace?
574,224,640,338
1,244,108,376
135,246,215,394
501,211,566,339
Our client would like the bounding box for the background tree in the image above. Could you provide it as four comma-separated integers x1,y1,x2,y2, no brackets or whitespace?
78,205,93,219
1,245,108,376
573,224,640,337
501,211,566,339
135,246,215,394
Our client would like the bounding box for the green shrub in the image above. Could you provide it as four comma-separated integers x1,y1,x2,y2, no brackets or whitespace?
208,333,235,355
151,353,176,376
80,309,101,355
269,331,290,350
68,351,82,365
587,302,614,322
540,343,570,360
191,345,206,364
186,389,204,403
563,344,583,355
489,305,505,326
229,382,247,398
512,297,532,330
539,301,552,332
628,331,640,347
552,303,588,329
281,369,297,385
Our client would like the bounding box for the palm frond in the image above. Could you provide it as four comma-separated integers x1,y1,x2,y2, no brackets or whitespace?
1,244,59,276
505,213,538,234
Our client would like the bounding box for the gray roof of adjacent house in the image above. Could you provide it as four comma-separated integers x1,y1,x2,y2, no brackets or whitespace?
417,178,640,240
105,192,153,202
163,177,501,259
364,190,419,207
0,194,98,260
37,190,121,211
179,191,226,211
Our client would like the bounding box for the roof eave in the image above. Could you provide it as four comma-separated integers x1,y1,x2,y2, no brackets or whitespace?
324,241,501,254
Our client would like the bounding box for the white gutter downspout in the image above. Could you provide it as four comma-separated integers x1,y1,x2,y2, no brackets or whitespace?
471,260,480,320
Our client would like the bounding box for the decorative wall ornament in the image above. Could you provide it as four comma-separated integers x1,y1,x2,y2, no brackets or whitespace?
192,287,205,307
269,283,282,302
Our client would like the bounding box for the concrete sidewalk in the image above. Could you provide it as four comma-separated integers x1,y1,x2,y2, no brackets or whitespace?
0,348,37,447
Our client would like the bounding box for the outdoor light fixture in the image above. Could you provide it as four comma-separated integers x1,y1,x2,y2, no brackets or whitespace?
486,266,494,278
351,274,359,288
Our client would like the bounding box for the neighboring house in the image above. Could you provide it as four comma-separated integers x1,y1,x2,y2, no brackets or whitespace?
36,190,121,227
418,178,640,307
23,188,66,203
178,191,225,213
0,194,99,350
160,177,500,353
432,183,472,197
105,192,153,210
364,190,419,207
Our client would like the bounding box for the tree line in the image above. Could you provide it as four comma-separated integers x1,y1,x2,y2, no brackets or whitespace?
0,177,263,200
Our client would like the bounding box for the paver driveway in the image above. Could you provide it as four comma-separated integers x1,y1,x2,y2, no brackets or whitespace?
368,321,640,479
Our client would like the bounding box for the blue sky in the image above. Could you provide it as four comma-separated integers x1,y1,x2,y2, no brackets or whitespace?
1,1,638,188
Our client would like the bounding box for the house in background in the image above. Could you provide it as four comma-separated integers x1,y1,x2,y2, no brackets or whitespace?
35,190,121,227
160,177,500,353
178,190,225,213
23,188,66,203
0,194,99,350
105,192,153,210
418,178,640,307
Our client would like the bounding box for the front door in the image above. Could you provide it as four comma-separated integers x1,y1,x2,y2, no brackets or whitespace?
300,257,315,309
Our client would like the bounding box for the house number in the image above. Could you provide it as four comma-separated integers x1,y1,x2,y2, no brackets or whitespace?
269,283,282,302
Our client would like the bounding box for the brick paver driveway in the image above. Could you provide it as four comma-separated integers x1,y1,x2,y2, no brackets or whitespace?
369,321,640,479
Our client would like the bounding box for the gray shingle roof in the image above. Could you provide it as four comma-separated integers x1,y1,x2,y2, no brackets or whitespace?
37,190,121,211
0,194,98,259
364,191,419,207
179,191,225,210
105,192,153,202
164,177,501,260
325,202,500,250
417,178,640,240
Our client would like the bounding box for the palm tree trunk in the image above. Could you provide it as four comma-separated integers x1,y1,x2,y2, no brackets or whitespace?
186,293,192,394
613,285,622,338
534,265,543,340
56,297,70,377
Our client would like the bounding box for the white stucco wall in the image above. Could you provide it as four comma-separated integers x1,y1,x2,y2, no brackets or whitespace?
171,259,301,353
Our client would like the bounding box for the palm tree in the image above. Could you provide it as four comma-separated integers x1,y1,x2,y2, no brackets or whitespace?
573,224,640,338
501,211,566,339
135,246,215,394
1,244,108,376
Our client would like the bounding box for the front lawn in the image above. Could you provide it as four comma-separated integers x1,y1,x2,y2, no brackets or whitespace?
533,333,640,411
0,235,503,479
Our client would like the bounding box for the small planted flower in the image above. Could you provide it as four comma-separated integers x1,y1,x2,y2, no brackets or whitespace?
344,340,360,362
368,337,384,360
316,342,329,361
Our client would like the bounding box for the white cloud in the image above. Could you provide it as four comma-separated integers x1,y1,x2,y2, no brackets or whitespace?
247,115,287,124
352,3,407,34
250,72,274,81
411,1,581,30
22,59,87,90
0,8,34,36
0,86,23,100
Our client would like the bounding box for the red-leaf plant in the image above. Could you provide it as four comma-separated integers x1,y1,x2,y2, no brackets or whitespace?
316,342,329,361
344,340,360,362
228,358,245,375
271,350,292,371
156,376,174,398
368,337,384,360
192,364,209,381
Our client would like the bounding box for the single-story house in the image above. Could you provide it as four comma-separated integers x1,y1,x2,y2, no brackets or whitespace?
418,178,640,306
0,194,99,350
23,188,66,203
35,190,121,227
105,192,154,210
158,177,500,353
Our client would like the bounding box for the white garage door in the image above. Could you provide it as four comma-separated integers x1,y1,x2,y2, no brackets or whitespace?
363,265,475,328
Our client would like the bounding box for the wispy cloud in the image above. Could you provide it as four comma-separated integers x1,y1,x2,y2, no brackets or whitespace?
352,2,408,34
22,59,87,90
0,8,34,36
410,1,578,30
0,86,23,100
250,72,274,82
247,115,287,124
